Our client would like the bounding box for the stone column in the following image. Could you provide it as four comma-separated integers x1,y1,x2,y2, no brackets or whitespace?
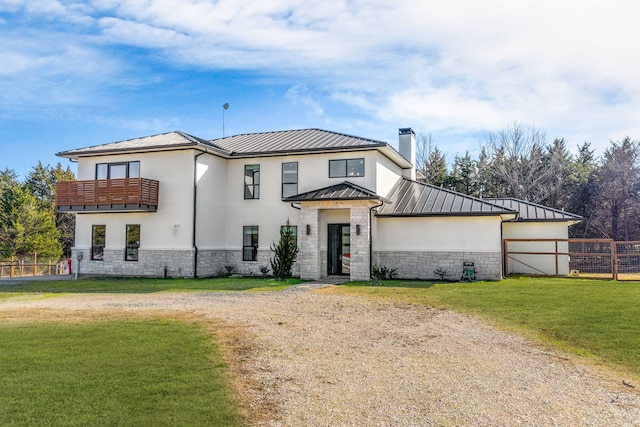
299,206,321,280
350,206,371,281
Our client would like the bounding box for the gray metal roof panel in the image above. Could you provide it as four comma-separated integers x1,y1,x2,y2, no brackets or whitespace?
487,198,583,221
213,128,387,155
378,178,516,217
57,131,227,157
284,181,388,202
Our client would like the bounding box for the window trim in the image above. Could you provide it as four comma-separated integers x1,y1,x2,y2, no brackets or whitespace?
91,224,106,261
125,224,140,262
328,158,365,178
281,162,298,198
244,164,260,200
242,226,259,261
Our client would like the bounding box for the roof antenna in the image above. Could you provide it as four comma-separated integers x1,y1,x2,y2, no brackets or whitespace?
222,103,229,137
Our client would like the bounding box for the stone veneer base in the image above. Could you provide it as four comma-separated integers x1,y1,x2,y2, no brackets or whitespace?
72,248,300,278
373,251,502,281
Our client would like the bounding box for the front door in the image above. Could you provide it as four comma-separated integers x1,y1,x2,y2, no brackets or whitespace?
328,224,350,276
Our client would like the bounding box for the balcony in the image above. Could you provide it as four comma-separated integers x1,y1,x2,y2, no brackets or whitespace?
56,178,159,213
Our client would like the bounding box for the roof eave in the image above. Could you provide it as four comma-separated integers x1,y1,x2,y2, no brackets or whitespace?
376,211,514,218
56,143,230,160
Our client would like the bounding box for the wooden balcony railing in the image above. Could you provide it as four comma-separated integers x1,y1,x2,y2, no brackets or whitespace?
56,178,159,212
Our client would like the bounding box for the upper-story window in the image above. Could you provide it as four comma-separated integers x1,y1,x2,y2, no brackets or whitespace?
96,161,140,179
282,162,298,198
244,164,260,199
329,158,364,178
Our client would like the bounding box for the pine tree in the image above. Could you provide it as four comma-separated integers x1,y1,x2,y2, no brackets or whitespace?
270,219,299,279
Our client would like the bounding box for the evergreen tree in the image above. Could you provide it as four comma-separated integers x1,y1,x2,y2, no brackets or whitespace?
592,137,640,240
23,162,76,256
449,151,478,196
0,185,62,259
270,220,299,279
566,142,599,238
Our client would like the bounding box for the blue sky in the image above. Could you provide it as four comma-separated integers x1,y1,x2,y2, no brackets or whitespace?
1,0,639,178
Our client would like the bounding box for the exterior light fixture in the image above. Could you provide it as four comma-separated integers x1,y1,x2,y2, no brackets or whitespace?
356,224,361,235
306,224,311,235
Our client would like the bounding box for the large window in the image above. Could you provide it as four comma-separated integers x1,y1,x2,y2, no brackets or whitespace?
282,162,298,198
243,226,259,261
91,225,106,261
125,224,140,261
96,161,140,179
244,165,260,199
329,158,364,178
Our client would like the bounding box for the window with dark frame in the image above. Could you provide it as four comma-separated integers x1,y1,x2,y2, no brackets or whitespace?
243,226,259,261
91,225,106,261
95,161,140,179
244,165,260,199
282,162,298,198
329,158,364,178
125,224,140,261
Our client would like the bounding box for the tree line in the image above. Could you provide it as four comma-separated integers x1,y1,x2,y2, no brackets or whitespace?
0,163,75,260
417,122,639,240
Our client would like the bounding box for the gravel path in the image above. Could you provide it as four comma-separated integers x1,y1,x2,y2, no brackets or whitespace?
2,284,640,426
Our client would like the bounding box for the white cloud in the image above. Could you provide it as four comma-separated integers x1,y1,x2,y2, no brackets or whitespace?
1,0,640,154
285,84,325,118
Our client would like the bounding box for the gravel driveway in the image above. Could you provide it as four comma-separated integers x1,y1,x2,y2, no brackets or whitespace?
2,283,640,426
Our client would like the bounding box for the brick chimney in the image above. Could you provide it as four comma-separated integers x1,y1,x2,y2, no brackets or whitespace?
399,128,416,180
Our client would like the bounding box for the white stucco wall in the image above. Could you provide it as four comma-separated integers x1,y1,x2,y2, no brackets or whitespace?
375,216,503,252
375,154,404,198
194,153,228,250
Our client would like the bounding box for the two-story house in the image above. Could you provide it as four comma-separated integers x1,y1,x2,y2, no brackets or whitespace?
55,127,581,281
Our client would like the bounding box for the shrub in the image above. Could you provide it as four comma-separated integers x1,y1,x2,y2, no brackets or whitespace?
433,266,450,281
371,264,397,285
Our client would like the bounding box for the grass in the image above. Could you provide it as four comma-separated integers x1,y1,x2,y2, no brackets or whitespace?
0,315,243,426
336,276,640,378
0,276,303,294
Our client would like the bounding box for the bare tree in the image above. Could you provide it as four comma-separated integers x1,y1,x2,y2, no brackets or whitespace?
415,133,448,186
481,122,568,203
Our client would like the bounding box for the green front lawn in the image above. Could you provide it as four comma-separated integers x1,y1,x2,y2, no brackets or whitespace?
338,277,640,377
0,317,243,426
0,276,303,294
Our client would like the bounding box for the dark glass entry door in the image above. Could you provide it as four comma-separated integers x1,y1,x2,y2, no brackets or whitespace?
328,224,350,275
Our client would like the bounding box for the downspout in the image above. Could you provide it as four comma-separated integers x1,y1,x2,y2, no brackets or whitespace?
193,151,208,278
500,213,519,278
369,199,384,279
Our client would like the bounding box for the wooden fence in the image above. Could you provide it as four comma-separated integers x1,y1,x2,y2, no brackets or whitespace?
504,238,640,280
0,254,70,279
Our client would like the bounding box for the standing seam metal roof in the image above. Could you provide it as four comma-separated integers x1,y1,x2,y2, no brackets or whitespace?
56,131,226,157
212,128,387,154
283,181,387,202
487,198,583,221
56,129,391,158
377,178,516,216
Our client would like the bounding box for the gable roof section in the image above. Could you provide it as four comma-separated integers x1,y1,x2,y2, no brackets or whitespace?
284,181,388,202
213,128,386,155
377,178,517,217
57,131,227,158
487,198,583,222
